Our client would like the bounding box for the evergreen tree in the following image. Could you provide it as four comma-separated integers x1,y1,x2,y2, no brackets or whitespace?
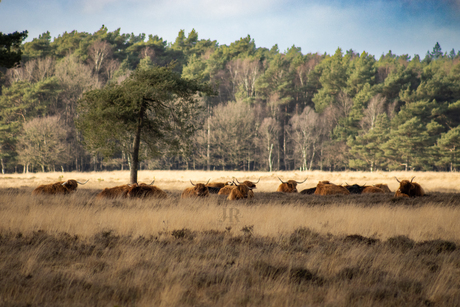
437,126,460,171
381,117,431,170
0,31,28,69
76,64,216,183
347,113,390,171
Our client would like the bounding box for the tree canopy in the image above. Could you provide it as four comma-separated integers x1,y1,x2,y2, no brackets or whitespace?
0,31,28,69
0,27,459,174
76,64,215,182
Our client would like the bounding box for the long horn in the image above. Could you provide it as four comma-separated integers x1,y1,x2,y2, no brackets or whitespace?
76,179,89,185
190,180,196,186
296,177,308,184
61,181,68,186
235,178,241,184
147,178,155,185
254,177,260,184
411,176,415,183
278,177,286,184
206,179,211,185
395,177,400,183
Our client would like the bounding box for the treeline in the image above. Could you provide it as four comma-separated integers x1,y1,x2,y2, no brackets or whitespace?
1,26,460,173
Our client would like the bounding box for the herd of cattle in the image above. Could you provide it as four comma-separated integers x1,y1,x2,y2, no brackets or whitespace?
31,176,425,200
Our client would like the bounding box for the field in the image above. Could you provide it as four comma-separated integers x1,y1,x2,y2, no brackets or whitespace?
1,170,460,306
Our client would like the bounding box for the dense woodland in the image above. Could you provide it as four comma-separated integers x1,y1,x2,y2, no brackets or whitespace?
1,26,460,174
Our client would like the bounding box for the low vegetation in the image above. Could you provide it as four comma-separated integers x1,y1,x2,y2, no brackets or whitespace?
1,171,460,306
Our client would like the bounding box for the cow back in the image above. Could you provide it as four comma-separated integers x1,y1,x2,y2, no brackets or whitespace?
374,184,391,193
362,186,385,194
218,186,234,196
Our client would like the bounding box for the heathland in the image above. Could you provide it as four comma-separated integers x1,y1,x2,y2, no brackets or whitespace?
1,170,460,306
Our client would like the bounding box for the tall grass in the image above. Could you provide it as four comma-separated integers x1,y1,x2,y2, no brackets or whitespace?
1,170,460,306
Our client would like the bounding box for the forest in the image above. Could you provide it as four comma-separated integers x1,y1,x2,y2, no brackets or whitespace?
1,26,460,174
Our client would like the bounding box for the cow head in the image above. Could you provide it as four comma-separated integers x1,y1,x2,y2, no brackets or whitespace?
62,179,89,191
190,179,211,196
234,177,260,189
395,177,416,195
344,183,366,194
277,177,308,193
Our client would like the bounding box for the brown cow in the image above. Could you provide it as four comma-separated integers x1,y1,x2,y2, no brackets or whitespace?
374,184,391,193
217,185,235,196
228,184,254,200
394,189,410,198
234,178,260,189
361,186,385,194
314,181,350,195
127,180,167,199
96,184,136,199
181,180,210,198
394,177,425,197
206,181,234,194
276,177,308,193
32,179,89,195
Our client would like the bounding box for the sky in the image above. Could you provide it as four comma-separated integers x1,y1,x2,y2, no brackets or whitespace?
1,0,459,58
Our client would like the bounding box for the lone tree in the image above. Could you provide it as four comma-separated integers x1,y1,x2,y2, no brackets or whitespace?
76,64,215,183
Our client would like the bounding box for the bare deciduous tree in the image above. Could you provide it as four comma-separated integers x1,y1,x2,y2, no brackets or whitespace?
208,100,255,170
87,40,113,75
17,116,68,172
226,58,261,100
36,56,54,81
258,117,280,172
289,106,321,171
360,94,386,131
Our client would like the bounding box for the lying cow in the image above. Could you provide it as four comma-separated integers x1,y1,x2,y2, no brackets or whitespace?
361,186,385,194
374,183,391,193
314,181,350,195
206,181,234,194
32,179,89,195
276,177,308,193
394,177,424,197
228,183,254,200
127,180,168,199
181,180,210,198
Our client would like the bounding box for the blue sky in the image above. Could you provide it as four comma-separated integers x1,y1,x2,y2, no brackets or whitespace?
1,0,459,58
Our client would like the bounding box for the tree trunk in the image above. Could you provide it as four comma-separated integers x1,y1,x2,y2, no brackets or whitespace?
207,114,211,171
268,143,274,172
309,145,316,171
130,100,146,184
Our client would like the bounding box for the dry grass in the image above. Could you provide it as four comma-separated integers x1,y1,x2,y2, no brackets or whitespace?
1,170,460,306
2,169,460,192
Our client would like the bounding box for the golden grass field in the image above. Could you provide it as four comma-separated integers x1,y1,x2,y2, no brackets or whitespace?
1,170,460,306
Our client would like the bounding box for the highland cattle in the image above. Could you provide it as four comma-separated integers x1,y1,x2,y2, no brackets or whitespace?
314,181,350,195
181,180,210,198
394,177,425,197
32,179,89,195
276,177,308,193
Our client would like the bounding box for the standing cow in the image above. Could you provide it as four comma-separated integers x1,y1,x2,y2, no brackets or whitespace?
181,180,210,198
32,179,89,195
276,177,308,193
394,177,424,197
